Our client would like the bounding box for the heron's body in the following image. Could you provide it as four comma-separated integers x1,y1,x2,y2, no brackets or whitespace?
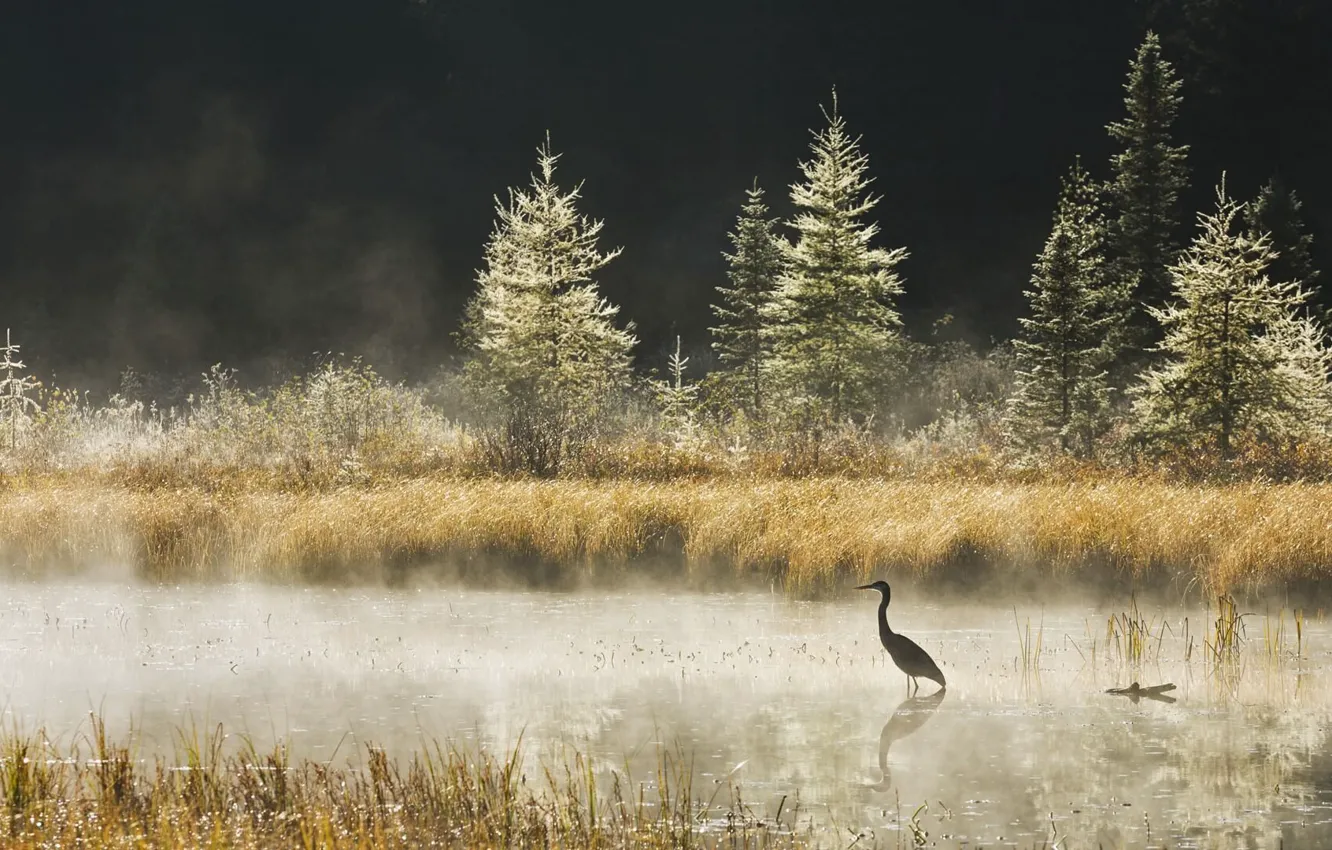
857,581,945,694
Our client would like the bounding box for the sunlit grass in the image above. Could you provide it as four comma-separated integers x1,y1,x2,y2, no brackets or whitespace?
1013,608,1044,696
1,476,1331,596
0,719,805,849
1106,594,1169,669
1207,593,1245,665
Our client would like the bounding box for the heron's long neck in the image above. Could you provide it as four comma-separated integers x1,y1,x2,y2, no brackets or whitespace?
878,593,894,640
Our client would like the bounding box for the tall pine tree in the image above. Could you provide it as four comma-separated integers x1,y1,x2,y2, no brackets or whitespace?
710,182,784,419
1133,180,1332,457
460,138,636,474
1061,158,1134,386
770,93,907,426
1107,31,1190,339
1006,162,1116,456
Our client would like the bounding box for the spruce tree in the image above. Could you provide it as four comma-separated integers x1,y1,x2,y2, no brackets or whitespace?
1006,163,1115,457
1059,158,1134,384
709,182,784,419
1133,180,1332,457
1107,31,1190,335
653,336,700,446
770,93,907,426
460,138,636,474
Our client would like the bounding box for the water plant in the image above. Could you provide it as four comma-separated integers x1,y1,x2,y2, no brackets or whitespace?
1106,594,1168,668
1207,593,1245,664
1256,605,1311,677
1295,607,1306,658
1014,607,1044,688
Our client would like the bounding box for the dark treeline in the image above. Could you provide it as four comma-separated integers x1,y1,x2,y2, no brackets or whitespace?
3,7,1332,480
1,0,1329,387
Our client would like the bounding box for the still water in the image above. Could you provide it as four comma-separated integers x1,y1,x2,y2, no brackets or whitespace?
1,582,1329,848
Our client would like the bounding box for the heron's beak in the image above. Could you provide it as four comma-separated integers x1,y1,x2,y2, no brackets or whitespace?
855,584,873,590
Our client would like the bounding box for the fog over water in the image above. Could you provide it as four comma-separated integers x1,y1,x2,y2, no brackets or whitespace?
2,580,1330,847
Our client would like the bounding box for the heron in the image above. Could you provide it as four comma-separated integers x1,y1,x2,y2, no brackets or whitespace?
856,581,946,695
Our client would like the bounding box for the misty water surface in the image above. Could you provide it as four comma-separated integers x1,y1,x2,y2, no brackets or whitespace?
2,582,1330,848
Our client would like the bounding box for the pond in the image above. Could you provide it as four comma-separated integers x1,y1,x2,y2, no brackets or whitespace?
1,581,1329,848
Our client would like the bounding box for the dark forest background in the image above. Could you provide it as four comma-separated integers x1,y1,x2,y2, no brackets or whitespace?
2,0,1328,390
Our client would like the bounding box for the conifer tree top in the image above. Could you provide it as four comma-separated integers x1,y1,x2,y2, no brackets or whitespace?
784,91,906,301
1108,31,1187,148
770,92,908,423
790,90,882,228
476,134,623,297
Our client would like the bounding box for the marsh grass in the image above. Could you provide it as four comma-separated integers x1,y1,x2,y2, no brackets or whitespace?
1106,594,1168,668
3,353,1332,597
1196,593,1253,696
1295,607,1305,658
1067,592,1319,698
1013,608,1044,684
1256,605,1312,675
1,725,62,835
1265,608,1291,664
2,477,1332,597
0,718,807,849
1207,594,1246,664
1014,610,1045,700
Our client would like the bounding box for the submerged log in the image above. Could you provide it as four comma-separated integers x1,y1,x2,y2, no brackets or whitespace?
1105,682,1177,703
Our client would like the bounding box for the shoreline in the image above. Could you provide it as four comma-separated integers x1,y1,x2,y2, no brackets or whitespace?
1,476,1329,600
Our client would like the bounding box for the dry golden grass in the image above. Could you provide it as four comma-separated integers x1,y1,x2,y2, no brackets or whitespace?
0,718,800,849
1,474,1330,595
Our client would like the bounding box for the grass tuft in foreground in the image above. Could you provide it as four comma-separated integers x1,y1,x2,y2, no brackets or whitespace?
0,719,807,849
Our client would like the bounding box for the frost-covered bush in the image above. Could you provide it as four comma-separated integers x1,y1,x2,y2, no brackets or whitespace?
0,355,464,481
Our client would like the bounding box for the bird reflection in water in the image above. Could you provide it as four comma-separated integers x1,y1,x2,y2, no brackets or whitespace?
865,687,947,792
